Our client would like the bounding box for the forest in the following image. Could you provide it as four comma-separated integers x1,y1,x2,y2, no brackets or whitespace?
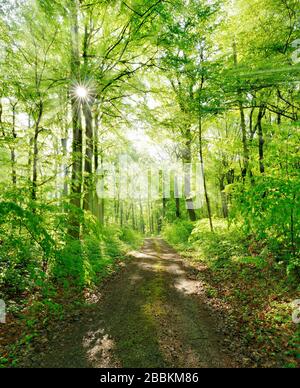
0,0,299,369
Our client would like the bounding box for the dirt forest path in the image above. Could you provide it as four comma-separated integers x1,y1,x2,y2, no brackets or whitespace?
21,238,237,368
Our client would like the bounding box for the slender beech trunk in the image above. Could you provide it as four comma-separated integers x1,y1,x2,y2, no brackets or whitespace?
183,127,197,222
160,170,167,219
147,199,154,234
115,198,120,224
69,0,83,238
11,103,17,186
198,114,214,232
93,116,102,222
131,202,136,230
291,194,296,259
83,102,94,211
28,114,33,185
70,102,83,209
120,201,124,227
0,98,2,131
277,113,281,125
139,200,145,234
174,174,181,218
219,175,228,219
31,102,43,201
233,41,250,179
162,197,167,219
257,106,266,174
175,198,181,218
61,137,69,196
82,19,95,212
55,138,60,199
1,99,17,186
61,100,69,198
99,155,105,224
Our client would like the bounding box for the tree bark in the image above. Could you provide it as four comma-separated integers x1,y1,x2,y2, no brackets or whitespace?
183,127,197,221
219,175,228,219
199,114,214,232
11,103,17,186
83,102,94,211
233,41,250,179
61,99,69,198
61,137,68,197
257,105,266,174
175,198,181,218
31,102,43,201
139,200,145,234
69,0,83,238
82,18,95,212
174,175,181,218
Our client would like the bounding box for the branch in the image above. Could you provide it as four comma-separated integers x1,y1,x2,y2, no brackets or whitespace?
101,57,155,93
266,104,296,121
277,89,299,110
123,2,143,17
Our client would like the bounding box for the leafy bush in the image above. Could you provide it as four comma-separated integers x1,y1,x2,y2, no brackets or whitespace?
230,176,300,277
161,220,194,248
119,227,143,250
51,220,142,287
0,196,142,299
189,218,250,267
0,200,56,296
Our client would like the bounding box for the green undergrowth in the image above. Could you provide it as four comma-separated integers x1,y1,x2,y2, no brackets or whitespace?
0,198,142,295
161,220,194,250
0,197,143,367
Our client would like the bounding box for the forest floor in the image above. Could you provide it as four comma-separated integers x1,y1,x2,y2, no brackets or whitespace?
16,238,240,368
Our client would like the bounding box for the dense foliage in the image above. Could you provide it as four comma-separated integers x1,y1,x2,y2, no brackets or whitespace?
0,0,299,368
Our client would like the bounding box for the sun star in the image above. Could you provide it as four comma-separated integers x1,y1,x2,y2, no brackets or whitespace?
75,86,89,99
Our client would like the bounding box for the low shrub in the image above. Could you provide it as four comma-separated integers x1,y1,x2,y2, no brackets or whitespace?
0,197,142,299
161,220,194,248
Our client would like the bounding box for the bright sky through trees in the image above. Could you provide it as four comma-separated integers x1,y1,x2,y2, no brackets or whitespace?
75,86,89,99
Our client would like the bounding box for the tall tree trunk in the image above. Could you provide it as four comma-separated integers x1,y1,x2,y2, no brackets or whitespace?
139,200,145,234
162,197,167,218
114,198,119,224
233,41,250,179
98,155,105,224
160,170,167,219
83,102,94,211
131,202,136,230
100,196,105,225
11,103,17,186
93,116,105,225
219,175,228,219
61,137,69,197
27,114,33,184
183,127,197,221
277,113,281,125
147,199,153,234
198,114,214,232
93,115,102,222
175,198,181,218
69,0,83,238
120,201,124,227
0,98,2,130
291,194,296,259
257,105,266,174
31,102,43,201
82,19,94,212
174,174,181,218
239,102,249,179
61,99,69,198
